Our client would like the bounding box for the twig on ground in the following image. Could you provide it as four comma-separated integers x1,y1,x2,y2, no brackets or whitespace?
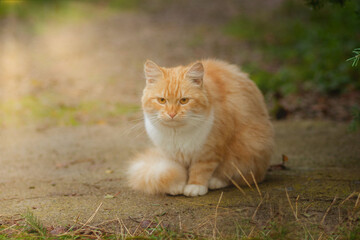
94,219,119,226
0,223,17,233
337,192,357,223
119,218,132,237
213,191,223,240
74,221,112,235
283,191,314,240
338,207,342,223
295,195,300,220
117,217,126,239
74,202,103,234
225,173,246,195
251,197,264,221
178,214,182,232
285,188,298,221
60,214,80,236
303,225,314,240
320,196,337,225
113,191,122,198
339,192,356,207
248,226,256,238
128,216,142,223
236,223,247,237
149,220,163,235
133,217,145,236
232,163,253,189
304,202,313,212
355,192,360,209
250,171,262,198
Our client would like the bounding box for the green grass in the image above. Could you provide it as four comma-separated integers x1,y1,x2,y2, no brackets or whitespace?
23,210,47,237
225,0,360,96
0,212,197,240
0,95,140,127
1,212,359,239
0,0,142,19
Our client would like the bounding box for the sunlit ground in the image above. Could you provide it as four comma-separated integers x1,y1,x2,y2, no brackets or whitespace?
1,0,359,127
0,1,153,127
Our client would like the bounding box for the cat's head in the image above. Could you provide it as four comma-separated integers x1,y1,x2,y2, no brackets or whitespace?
142,60,210,128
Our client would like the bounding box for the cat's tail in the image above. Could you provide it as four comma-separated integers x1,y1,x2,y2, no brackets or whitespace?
127,149,187,195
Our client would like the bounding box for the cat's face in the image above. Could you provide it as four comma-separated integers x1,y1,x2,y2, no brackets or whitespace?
142,60,210,128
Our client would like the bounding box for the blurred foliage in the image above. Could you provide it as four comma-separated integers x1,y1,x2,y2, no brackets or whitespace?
0,95,140,127
0,0,140,20
305,0,348,9
225,0,360,96
348,106,360,131
347,48,360,67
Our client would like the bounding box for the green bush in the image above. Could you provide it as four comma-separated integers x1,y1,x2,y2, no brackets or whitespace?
225,0,360,95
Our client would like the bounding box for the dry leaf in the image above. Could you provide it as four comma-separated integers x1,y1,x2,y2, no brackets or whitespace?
282,154,289,163
104,194,114,199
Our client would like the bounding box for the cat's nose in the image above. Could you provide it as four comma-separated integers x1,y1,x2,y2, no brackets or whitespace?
168,112,177,119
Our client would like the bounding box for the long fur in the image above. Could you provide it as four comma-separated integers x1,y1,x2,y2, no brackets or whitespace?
127,59,274,196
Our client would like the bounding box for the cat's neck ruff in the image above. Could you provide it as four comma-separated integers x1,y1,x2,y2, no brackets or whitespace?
144,110,214,162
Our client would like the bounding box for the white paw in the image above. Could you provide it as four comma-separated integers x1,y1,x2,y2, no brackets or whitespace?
208,177,228,190
184,184,208,197
167,183,185,196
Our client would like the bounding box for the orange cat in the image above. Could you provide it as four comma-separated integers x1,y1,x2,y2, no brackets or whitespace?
127,59,274,196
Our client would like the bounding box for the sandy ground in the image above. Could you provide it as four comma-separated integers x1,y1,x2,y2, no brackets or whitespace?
0,1,359,237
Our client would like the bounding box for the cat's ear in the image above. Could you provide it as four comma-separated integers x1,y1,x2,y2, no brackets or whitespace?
186,62,204,87
144,60,162,84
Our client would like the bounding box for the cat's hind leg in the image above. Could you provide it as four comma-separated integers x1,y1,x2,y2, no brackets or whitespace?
127,149,187,195
208,177,229,190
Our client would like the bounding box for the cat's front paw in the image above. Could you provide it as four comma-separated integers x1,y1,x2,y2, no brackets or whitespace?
184,184,208,197
166,183,185,196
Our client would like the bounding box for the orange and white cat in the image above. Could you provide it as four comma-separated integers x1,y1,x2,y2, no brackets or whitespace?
127,59,274,197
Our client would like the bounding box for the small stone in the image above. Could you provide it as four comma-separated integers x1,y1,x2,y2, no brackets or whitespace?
50,226,66,235
140,220,154,228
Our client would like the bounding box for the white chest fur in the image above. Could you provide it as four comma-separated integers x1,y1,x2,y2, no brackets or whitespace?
144,111,214,164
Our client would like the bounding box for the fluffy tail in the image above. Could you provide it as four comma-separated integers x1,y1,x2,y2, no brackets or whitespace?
127,149,187,195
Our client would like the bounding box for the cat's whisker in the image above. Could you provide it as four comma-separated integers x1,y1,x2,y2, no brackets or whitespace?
121,122,144,135
132,129,146,140
126,117,144,123
131,117,161,139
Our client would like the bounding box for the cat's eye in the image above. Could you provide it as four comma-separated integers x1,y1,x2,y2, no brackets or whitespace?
157,98,166,104
179,98,189,105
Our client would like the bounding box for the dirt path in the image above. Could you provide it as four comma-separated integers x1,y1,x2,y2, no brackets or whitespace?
0,1,359,237
0,121,359,237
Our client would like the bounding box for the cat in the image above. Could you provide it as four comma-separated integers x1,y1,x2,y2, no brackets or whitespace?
127,59,274,197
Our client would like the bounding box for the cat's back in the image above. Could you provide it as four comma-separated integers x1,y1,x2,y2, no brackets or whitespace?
202,59,267,118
